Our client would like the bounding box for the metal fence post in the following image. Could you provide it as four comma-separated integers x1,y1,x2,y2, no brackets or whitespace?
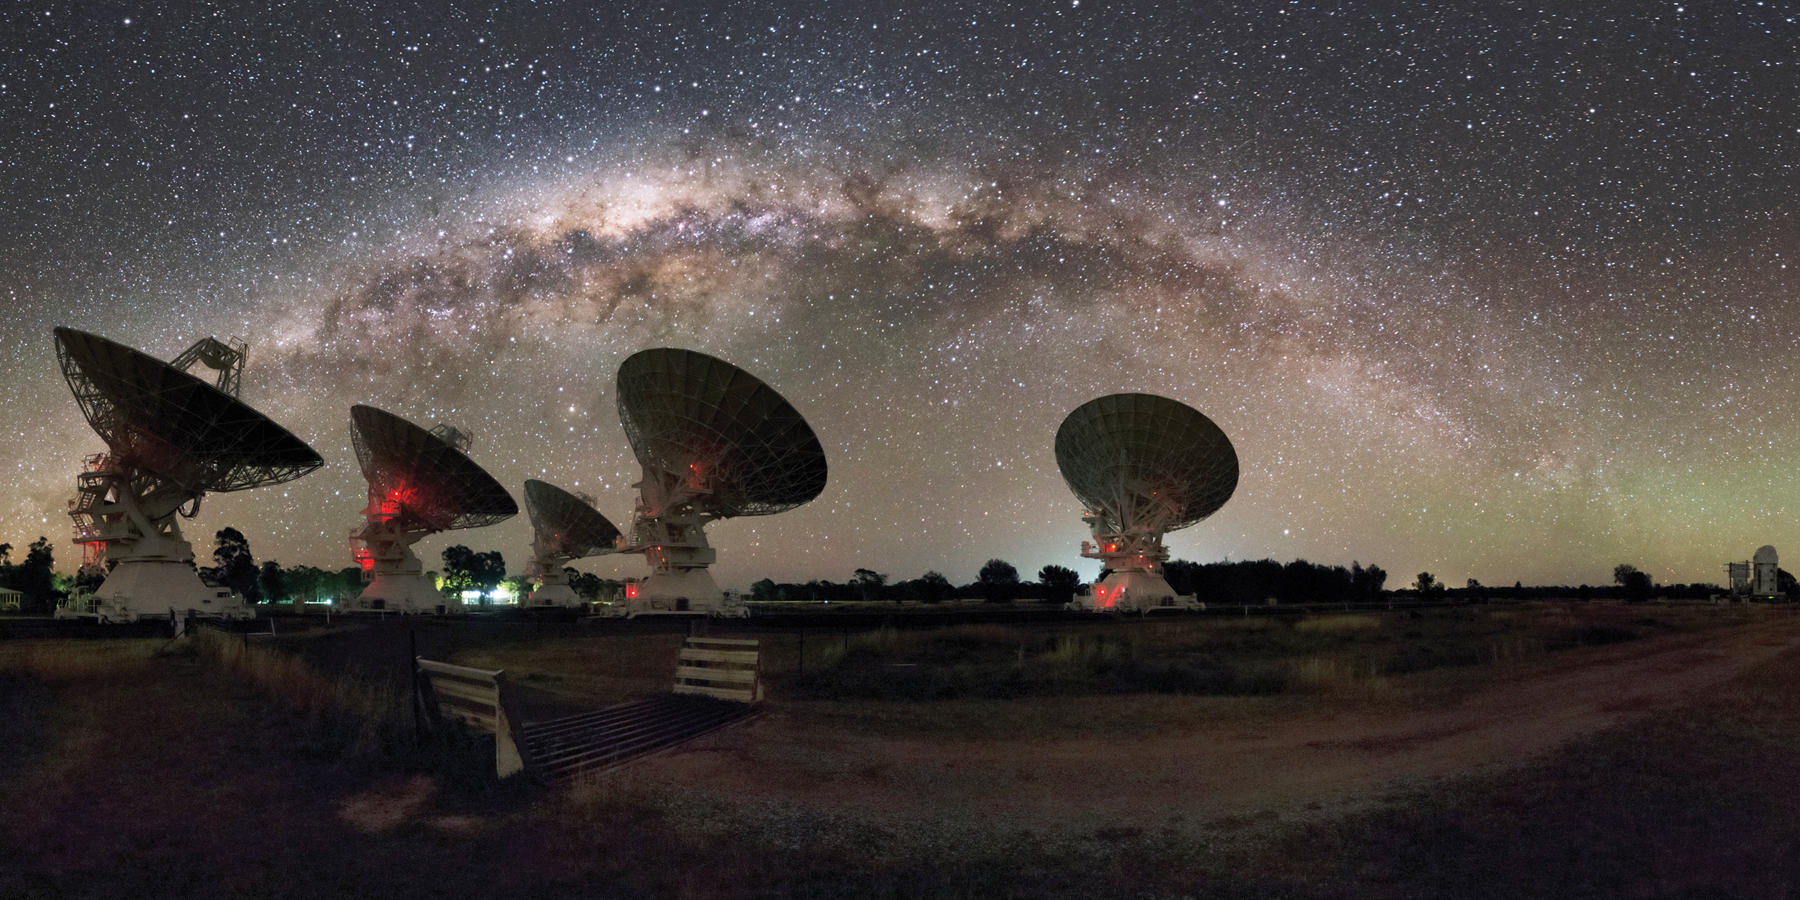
409,630,424,739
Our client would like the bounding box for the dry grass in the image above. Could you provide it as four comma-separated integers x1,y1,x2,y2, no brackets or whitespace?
0,638,161,680
1286,654,1389,694
773,601,1732,705
1293,613,1385,632
449,630,688,709
192,628,408,761
1233,628,1800,899
5,604,1800,899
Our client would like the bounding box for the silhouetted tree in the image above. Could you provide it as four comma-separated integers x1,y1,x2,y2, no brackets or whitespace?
1614,564,1652,602
1038,564,1081,604
750,578,778,603
911,571,954,604
74,565,106,594
563,568,605,602
440,546,503,597
211,527,260,602
1352,562,1388,600
258,560,287,604
13,537,59,613
283,564,362,606
441,545,476,593
852,568,889,603
976,559,1020,603
1414,571,1445,601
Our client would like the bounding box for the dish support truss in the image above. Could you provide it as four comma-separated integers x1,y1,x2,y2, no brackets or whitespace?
349,489,455,614
524,534,617,608
63,453,251,622
598,468,745,618
1068,511,1201,613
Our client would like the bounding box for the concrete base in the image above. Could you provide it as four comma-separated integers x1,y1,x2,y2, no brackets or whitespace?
354,573,455,614
1068,570,1200,613
84,560,251,623
526,583,582,608
603,569,747,617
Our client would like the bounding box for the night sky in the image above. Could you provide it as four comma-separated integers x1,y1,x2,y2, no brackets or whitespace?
2,0,1796,591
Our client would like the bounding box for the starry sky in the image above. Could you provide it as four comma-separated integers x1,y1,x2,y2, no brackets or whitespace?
2,0,1797,591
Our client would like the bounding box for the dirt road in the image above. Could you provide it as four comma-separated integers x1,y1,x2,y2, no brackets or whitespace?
627,614,1800,837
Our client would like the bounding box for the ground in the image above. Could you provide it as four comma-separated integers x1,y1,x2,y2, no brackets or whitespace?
626,612,1800,838
4,603,1800,898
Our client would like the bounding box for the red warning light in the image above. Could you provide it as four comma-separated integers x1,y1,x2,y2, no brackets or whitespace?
1094,584,1118,608
625,583,639,599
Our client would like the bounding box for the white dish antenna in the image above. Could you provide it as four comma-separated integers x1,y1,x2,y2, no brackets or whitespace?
348,404,518,613
1055,393,1238,613
606,348,827,617
522,479,621,608
55,327,323,623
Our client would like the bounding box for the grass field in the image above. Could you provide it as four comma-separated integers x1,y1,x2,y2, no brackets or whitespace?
2,601,1796,898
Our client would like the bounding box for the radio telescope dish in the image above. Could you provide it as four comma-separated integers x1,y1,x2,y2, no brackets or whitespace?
53,327,324,623
348,405,518,613
607,348,827,616
522,479,620,608
1054,393,1238,613
617,348,828,518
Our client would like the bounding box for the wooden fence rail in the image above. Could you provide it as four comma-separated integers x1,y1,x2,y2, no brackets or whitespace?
673,637,763,703
414,657,527,778
414,637,763,781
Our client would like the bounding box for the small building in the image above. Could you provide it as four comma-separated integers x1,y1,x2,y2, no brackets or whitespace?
0,587,21,612
1754,545,1782,599
1726,546,1784,601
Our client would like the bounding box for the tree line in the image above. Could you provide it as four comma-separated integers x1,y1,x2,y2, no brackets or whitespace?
1,522,1758,614
748,558,1390,607
0,538,63,614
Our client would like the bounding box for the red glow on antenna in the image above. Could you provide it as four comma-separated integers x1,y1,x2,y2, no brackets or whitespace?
374,483,421,520
625,583,639,599
1093,583,1118,608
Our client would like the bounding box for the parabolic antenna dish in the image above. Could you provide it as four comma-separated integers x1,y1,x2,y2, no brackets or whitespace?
1054,393,1238,533
616,348,827,517
350,404,518,533
524,479,620,559
54,327,323,492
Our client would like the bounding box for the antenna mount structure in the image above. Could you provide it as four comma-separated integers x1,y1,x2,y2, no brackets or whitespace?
348,405,518,613
607,348,826,617
53,328,322,623
1055,393,1238,613
522,479,620,608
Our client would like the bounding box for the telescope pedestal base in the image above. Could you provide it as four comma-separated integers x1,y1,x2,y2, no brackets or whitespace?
355,573,454,614
1069,570,1200,614
87,559,251,623
615,569,746,617
526,583,582,608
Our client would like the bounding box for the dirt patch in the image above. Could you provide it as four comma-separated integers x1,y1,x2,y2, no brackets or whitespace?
338,775,439,832
621,614,1800,839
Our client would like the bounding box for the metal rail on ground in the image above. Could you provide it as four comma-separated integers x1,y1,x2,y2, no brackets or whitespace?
414,637,763,782
520,693,759,781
